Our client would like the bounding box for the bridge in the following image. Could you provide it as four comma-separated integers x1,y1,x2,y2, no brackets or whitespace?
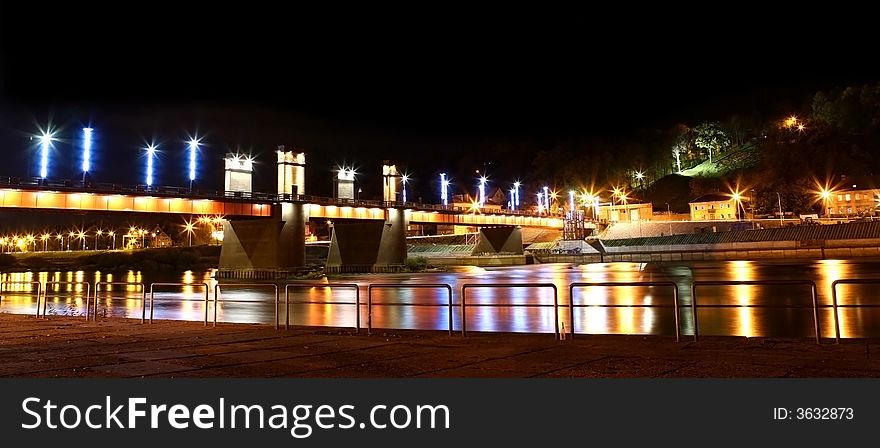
0,153,564,274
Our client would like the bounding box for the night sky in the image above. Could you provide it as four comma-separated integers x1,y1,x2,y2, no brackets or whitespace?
2,9,878,200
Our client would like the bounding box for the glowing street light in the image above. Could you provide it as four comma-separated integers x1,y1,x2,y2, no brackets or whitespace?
38,132,53,179
78,231,86,251
108,231,116,250
440,173,449,206
68,231,75,251
478,176,487,207
543,186,549,214
95,229,103,251
145,144,157,187
537,192,544,215
401,173,409,203
188,138,199,191
569,190,576,217
82,127,93,183
513,181,521,209
41,233,50,252
55,234,62,252
184,220,195,246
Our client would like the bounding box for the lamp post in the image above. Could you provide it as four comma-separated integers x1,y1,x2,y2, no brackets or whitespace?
68,231,75,251
79,231,86,251
82,127,92,185
109,231,116,250
56,234,62,252
188,138,199,192
777,192,783,225
665,202,672,234
95,230,102,251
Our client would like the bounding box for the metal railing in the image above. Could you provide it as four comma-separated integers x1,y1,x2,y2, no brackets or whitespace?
0,281,42,317
691,280,821,344
830,279,880,344
367,284,454,335
460,283,560,338
569,281,681,341
146,283,210,325
91,281,146,322
214,283,280,328
43,281,92,319
283,283,360,331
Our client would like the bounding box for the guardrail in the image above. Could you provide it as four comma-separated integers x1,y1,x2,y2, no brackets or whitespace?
146,283,210,325
830,279,880,344
0,281,42,317
691,280,821,344
460,283,560,338
6,278,880,343
570,282,680,341
283,283,360,332
43,281,92,319
91,281,146,322
367,284,454,335
214,283,280,329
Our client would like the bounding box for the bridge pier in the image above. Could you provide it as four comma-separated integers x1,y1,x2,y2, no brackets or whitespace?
218,202,308,274
472,226,524,255
326,207,408,273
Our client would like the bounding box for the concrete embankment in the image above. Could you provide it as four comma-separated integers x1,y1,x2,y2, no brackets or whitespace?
534,221,880,263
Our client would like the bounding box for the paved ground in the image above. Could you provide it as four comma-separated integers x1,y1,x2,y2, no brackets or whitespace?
2,314,880,377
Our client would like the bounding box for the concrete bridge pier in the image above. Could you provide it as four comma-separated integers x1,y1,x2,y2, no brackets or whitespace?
326,207,408,273
218,202,308,276
472,226,524,255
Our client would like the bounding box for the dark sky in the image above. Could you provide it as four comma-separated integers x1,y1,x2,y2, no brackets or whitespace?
2,9,878,199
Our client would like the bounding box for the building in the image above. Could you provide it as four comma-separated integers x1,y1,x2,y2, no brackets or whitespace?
689,193,746,221
824,187,879,217
597,202,653,222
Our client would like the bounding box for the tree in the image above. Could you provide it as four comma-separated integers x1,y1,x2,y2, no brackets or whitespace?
693,121,731,164
671,130,689,173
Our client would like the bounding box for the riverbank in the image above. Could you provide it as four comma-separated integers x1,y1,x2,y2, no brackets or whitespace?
1,314,878,377
0,246,220,272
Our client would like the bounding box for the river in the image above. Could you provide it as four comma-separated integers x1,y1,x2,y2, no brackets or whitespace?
1,259,879,338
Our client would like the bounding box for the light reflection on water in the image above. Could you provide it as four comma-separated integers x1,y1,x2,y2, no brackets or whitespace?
2,260,880,338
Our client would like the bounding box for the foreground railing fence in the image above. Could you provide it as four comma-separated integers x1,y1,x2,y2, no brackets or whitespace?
3,278,880,343
570,282,680,341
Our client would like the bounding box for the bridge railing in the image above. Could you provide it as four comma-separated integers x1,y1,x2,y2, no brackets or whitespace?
367,284,454,335
91,281,146,322
569,281,681,341
0,281,42,317
691,280,822,344
283,283,361,332
460,283,560,339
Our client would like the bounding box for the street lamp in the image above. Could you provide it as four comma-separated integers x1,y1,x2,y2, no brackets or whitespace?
568,190,576,218
145,144,157,187
41,233,50,252
82,127,93,184
78,231,86,251
543,186,549,215
38,131,53,180
184,221,195,246
665,202,672,234
401,173,409,203
188,138,199,191
819,188,832,219
439,173,448,206
68,231,75,251
513,181,521,209
108,231,116,250
95,229,103,251
777,192,783,225
478,176,487,208
55,234,62,252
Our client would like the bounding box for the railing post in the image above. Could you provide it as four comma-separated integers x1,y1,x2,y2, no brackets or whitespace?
690,284,699,342
832,280,841,344
810,281,821,345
